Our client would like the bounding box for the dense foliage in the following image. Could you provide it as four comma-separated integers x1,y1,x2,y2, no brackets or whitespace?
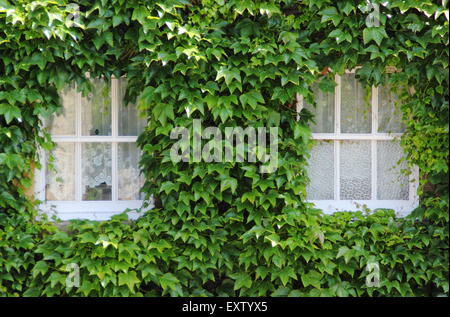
1,0,448,296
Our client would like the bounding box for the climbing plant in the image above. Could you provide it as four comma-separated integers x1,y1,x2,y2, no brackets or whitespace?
0,0,448,296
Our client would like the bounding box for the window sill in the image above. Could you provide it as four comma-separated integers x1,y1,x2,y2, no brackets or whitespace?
37,200,151,221
308,199,419,217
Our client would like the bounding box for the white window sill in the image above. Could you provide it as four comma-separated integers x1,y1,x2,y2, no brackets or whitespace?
37,200,152,221
309,199,419,218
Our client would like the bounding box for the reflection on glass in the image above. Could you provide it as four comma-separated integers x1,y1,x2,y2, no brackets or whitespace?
118,143,144,200
377,141,409,200
340,141,371,200
304,84,335,133
306,141,334,200
378,85,406,133
341,74,371,133
46,143,75,200
48,84,76,135
81,79,111,136
82,143,112,200
118,78,146,136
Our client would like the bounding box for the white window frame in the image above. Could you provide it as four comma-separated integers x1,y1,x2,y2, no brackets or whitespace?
35,77,146,221
298,69,419,217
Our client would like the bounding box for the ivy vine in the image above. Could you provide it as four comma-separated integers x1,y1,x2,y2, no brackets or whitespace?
0,0,448,296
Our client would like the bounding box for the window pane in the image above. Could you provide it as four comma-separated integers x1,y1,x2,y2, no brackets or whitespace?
377,141,409,200
306,140,334,200
48,84,76,135
81,79,111,136
340,141,371,200
82,143,112,200
118,79,146,136
46,143,75,200
304,85,334,133
378,85,406,133
118,143,144,200
341,74,371,133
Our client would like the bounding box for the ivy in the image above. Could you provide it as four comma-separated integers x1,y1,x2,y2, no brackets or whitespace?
1,0,448,297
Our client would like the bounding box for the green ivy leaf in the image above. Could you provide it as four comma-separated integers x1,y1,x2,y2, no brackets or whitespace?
232,272,252,290
301,270,322,289
363,27,388,46
220,177,237,194
32,261,48,278
0,103,21,123
118,271,140,291
159,273,180,291
320,7,342,26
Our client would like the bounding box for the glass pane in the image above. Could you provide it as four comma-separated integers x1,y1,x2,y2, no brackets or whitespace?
304,84,335,133
48,84,76,135
341,74,371,133
81,79,111,136
377,141,409,200
306,141,334,200
118,143,144,200
340,141,371,200
118,78,146,136
378,85,406,133
82,143,112,200
46,143,75,200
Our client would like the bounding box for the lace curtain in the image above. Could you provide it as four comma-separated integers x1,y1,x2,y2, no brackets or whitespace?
82,143,112,200
118,143,144,200
46,143,75,200
46,142,143,201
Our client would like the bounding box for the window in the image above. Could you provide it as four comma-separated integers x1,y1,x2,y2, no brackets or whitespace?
35,77,147,220
302,70,419,216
